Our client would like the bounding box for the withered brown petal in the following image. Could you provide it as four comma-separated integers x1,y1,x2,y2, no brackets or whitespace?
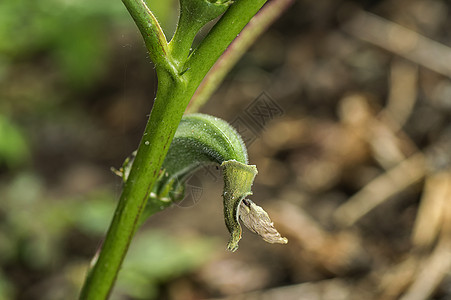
239,199,288,245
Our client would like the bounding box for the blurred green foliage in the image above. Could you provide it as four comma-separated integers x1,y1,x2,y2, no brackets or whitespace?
0,0,177,118
0,0,176,88
0,115,29,167
1,171,216,299
114,232,216,299
0,0,125,89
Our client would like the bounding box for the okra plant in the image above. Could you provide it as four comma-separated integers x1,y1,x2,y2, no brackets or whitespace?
80,0,290,299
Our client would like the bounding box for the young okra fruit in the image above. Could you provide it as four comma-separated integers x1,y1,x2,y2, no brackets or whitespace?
116,113,287,251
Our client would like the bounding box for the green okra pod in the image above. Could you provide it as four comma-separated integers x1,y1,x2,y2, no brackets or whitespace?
115,113,287,251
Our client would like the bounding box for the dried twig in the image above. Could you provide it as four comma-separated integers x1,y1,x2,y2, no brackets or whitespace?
333,152,426,227
342,11,451,78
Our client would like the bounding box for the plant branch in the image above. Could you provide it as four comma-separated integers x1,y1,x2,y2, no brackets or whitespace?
169,0,230,69
121,0,177,75
187,0,294,113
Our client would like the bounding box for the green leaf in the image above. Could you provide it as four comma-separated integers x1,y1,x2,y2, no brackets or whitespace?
0,114,30,168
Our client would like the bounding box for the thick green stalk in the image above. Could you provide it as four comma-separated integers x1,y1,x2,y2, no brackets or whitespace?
80,0,268,298
79,72,186,299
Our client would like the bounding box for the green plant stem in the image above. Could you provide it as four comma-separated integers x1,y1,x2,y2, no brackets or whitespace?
168,0,229,67
121,0,176,74
79,71,186,299
187,0,294,113
80,0,268,298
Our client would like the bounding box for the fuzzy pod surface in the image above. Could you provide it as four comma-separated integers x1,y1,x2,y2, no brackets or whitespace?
117,113,286,250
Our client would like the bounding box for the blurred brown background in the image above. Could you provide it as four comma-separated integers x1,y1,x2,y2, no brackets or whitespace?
1,0,451,299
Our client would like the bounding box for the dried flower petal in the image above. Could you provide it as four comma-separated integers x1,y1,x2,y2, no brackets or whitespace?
239,199,288,245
